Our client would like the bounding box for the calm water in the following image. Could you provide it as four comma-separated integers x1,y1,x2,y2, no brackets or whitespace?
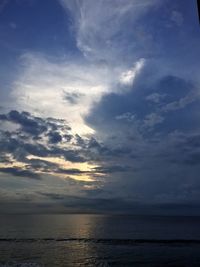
0,214,200,266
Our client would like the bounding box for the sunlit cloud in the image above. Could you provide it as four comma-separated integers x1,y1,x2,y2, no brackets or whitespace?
26,155,101,182
11,53,145,135
119,59,145,86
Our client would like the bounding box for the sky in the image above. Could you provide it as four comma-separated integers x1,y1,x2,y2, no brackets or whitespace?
0,0,200,214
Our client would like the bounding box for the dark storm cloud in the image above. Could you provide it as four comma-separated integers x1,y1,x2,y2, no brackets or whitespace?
0,113,134,180
62,197,134,212
39,193,139,213
183,153,200,166
55,165,130,175
25,158,59,170
0,166,40,179
84,137,133,159
0,110,129,181
167,134,200,166
75,134,86,147
1,110,48,136
63,134,73,142
1,198,200,215
0,134,21,156
48,131,62,143
0,110,72,141
81,69,200,205
57,168,87,175
86,74,199,136
179,135,200,150
8,70,197,192
0,110,95,179
0,110,82,156
0,132,86,163
92,165,130,174
57,148,86,162
39,192,67,200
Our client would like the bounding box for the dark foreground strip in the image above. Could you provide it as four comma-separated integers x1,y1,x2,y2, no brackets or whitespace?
0,238,200,245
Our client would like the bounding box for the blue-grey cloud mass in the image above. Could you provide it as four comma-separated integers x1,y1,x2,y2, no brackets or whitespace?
0,0,200,214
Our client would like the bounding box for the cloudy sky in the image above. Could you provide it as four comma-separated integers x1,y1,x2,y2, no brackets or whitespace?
0,0,200,214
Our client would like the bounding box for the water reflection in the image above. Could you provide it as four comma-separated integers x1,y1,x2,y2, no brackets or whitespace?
1,215,200,266
62,214,98,265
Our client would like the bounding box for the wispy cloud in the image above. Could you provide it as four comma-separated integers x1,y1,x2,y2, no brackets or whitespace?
59,0,158,62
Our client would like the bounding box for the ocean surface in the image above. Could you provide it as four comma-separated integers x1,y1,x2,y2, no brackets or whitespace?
0,214,200,266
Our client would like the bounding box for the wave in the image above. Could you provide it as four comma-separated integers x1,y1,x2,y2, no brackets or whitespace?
0,238,200,245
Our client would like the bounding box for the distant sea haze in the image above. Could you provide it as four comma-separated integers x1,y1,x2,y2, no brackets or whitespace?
1,214,200,266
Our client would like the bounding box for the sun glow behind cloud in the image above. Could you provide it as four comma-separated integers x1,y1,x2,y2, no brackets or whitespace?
10,53,145,136
27,155,101,182
0,153,102,182
119,59,145,86
5,0,150,138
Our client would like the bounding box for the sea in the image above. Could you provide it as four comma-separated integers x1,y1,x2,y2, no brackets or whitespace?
0,214,200,266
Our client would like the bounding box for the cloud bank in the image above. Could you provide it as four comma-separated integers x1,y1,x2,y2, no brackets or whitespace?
0,0,200,214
